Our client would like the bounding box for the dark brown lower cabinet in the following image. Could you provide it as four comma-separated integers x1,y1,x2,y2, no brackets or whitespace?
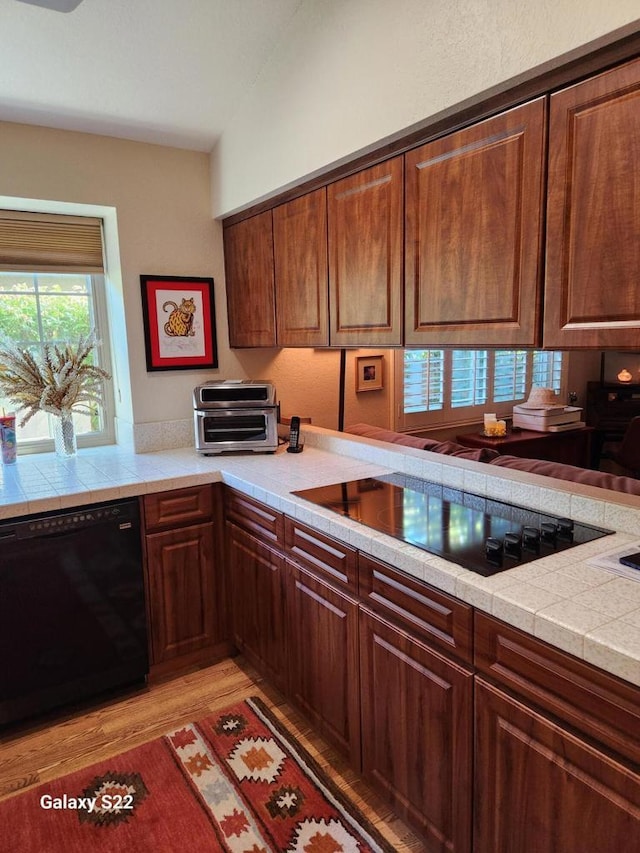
143,485,230,679
474,677,640,853
221,491,640,853
359,607,473,853
226,522,288,693
145,522,219,668
287,561,360,767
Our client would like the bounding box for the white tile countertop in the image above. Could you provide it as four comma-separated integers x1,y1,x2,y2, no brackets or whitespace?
2,424,640,688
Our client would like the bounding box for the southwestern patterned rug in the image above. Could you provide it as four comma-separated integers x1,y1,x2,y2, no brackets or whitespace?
0,696,395,852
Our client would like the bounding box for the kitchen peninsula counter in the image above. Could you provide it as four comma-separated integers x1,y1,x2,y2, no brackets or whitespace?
1,424,640,688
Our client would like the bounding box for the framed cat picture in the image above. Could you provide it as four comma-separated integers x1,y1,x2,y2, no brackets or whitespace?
140,275,218,371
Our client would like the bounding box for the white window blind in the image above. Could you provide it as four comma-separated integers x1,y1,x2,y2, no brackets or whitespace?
493,350,528,402
532,350,563,391
403,350,443,413
451,350,488,408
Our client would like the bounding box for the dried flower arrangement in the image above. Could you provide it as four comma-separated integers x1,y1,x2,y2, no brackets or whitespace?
0,332,111,426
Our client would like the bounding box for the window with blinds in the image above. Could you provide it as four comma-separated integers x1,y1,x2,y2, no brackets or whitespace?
398,349,566,430
0,210,113,453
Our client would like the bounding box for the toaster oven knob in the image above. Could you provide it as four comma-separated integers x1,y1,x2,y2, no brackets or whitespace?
522,526,541,553
485,537,503,565
503,532,522,559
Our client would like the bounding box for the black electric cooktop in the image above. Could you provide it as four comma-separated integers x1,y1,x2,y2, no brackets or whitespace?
293,473,613,577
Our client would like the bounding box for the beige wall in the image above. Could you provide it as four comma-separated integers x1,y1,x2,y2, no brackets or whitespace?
0,121,245,436
212,0,640,216
235,347,393,429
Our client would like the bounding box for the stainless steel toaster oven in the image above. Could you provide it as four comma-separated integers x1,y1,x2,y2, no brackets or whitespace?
193,380,279,454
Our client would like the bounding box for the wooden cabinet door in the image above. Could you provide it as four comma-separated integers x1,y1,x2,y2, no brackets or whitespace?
327,157,403,346
475,678,640,853
146,522,218,665
226,523,287,692
287,562,360,768
405,99,546,347
359,608,473,853
273,189,329,346
544,57,640,348
223,211,276,347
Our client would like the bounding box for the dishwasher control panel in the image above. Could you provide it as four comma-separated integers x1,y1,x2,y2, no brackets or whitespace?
1,498,138,540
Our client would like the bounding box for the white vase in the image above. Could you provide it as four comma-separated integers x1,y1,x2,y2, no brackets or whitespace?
54,411,77,457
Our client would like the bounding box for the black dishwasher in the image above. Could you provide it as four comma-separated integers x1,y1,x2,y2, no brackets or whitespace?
0,497,148,726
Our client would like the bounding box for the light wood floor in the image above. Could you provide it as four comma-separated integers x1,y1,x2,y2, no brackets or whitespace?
0,656,425,851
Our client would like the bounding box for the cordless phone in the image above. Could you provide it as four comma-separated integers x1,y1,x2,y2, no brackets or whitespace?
287,416,303,453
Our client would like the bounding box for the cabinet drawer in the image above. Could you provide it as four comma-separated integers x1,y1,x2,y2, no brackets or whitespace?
225,489,284,547
284,517,357,591
359,553,473,665
475,612,640,764
144,485,213,532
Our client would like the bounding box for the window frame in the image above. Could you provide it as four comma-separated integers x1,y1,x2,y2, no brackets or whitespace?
0,271,115,454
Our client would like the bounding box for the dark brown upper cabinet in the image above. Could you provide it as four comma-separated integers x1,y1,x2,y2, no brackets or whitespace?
224,210,276,347
404,98,546,347
327,158,404,346
544,57,640,349
273,188,329,347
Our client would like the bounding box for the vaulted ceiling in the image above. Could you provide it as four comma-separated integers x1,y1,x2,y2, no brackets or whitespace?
0,0,305,150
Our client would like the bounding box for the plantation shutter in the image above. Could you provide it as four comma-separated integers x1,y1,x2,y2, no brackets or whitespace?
494,350,527,402
399,349,566,429
403,350,444,413
532,350,563,393
0,211,104,273
451,350,488,408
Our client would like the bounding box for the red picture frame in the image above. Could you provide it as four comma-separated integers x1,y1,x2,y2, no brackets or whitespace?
140,275,218,371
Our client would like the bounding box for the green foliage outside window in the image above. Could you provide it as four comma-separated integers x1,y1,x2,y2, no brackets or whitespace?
0,275,92,345
0,274,106,444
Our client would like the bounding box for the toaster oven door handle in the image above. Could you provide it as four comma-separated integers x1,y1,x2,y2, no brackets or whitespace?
194,408,275,417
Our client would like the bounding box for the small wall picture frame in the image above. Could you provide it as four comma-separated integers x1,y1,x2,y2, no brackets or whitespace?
356,354,384,392
140,275,218,371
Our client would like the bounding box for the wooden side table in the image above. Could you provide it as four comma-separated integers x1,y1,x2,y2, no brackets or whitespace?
456,426,594,469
